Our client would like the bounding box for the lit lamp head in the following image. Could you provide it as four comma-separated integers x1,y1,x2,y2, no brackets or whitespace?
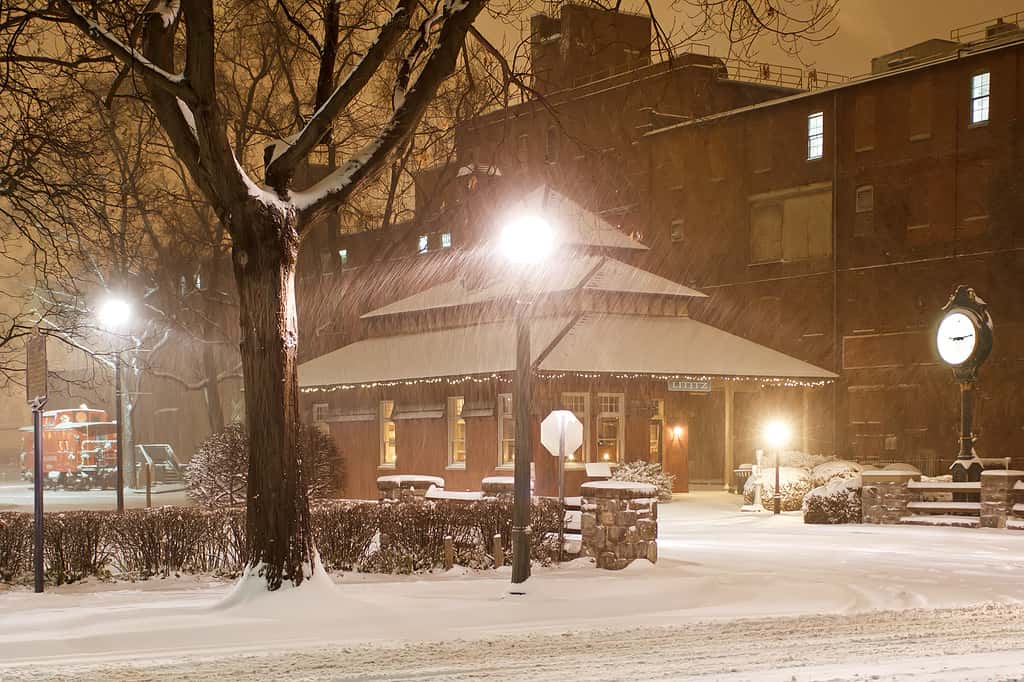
762,419,791,451
97,297,132,332
499,214,554,265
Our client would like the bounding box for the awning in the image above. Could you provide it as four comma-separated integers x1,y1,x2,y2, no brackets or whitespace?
299,313,836,391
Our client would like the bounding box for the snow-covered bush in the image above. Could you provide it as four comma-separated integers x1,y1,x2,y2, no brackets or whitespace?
803,476,862,524
742,466,813,511
810,460,862,488
611,461,675,501
312,501,379,571
0,512,31,583
44,512,110,585
774,450,829,470
186,422,344,507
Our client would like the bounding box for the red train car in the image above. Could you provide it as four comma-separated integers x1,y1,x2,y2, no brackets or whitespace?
20,407,118,489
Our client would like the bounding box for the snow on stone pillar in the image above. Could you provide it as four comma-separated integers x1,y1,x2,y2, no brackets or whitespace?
861,469,919,524
980,470,1024,528
580,481,658,570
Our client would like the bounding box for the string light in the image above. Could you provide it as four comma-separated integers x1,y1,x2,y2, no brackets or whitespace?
300,370,832,394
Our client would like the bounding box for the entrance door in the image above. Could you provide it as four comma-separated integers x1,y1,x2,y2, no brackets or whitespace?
688,394,725,485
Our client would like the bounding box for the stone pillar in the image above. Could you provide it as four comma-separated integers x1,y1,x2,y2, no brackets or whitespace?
580,481,658,570
861,470,919,524
980,470,1024,528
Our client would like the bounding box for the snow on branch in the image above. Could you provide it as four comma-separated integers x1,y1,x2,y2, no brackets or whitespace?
58,0,198,105
293,0,486,222
265,0,414,190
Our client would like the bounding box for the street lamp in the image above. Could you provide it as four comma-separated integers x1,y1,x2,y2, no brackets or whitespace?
98,296,132,513
762,419,790,515
500,212,554,586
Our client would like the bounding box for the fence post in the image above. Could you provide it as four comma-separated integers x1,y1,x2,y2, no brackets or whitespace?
493,534,504,568
443,535,454,570
145,463,153,509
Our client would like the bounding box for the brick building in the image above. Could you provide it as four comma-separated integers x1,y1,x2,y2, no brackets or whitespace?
298,7,1024,485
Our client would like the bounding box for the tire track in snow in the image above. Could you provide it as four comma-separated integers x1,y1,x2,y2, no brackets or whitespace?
6,603,1024,681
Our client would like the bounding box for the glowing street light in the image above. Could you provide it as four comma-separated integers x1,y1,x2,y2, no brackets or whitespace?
501,212,553,587
98,296,133,513
499,214,555,265
762,419,791,515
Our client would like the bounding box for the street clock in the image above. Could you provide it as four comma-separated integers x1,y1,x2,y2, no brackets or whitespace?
936,286,992,379
936,285,993,483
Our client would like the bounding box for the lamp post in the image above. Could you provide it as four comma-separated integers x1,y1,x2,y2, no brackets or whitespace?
98,297,132,513
500,214,554,586
762,419,791,515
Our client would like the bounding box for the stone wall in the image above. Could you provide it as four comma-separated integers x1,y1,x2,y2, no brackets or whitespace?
980,470,1024,528
861,471,919,524
580,481,658,570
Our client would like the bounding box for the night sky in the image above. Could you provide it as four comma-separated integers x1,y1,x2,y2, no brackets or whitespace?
479,0,1024,77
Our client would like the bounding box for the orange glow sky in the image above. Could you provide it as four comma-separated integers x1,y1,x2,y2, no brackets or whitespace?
478,0,1024,77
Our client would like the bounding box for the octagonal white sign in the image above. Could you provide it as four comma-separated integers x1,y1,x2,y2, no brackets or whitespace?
541,410,584,458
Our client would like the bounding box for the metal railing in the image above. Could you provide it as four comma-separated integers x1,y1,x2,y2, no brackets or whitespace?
950,11,1024,43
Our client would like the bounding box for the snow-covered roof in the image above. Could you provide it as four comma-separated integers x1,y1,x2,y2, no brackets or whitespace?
299,313,836,390
298,316,575,388
539,314,836,379
362,255,704,318
513,185,648,251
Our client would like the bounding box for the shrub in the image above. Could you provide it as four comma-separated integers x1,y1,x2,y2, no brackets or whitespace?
186,422,344,507
803,476,862,524
810,460,862,488
743,466,813,512
0,513,32,583
0,497,567,584
611,461,675,502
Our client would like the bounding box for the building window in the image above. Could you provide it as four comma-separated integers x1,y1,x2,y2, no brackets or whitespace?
440,232,452,249
447,396,466,467
854,185,875,237
596,393,624,463
749,187,833,262
670,219,685,243
338,248,349,267
312,403,329,423
380,400,397,467
417,234,429,254
648,399,664,465
807,112,824,160
853,95,875,152
497,393,514,467
909,76,932,140
517,133,529,166
544,125,559,163
561,392,589,463
971,72,990,125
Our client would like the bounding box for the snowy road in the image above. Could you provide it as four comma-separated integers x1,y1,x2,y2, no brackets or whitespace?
4,604,1024,681
3,491,1024,680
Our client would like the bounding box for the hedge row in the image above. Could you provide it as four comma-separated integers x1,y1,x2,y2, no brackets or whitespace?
0,497,563,586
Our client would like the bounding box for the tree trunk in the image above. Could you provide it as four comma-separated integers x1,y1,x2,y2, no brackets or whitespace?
201,336,226,434
232,200,313,590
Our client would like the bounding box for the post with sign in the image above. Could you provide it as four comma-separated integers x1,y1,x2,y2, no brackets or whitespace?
26,330,47,594
541,410,584,564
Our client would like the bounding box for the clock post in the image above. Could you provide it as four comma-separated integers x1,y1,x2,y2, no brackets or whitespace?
935,285,993,483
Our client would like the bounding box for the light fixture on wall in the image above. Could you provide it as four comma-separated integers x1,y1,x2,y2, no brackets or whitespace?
672,425,684,441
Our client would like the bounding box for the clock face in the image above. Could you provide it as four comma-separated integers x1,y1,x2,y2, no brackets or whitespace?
936,311,978,365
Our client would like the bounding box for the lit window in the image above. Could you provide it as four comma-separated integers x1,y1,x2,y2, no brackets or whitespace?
417,235,429,254
561,392,589,463
448,397,466,467
380,400,397,466
807,112,824,160
498,393,514,466
440,232,452,249
971,72,990,124
596,393,624,463
338,248,349,267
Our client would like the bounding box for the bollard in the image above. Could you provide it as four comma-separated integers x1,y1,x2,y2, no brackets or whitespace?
493,534,504,568
443,535,454,570
145,463,153,509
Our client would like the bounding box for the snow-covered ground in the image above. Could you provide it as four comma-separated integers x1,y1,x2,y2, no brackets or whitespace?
0,482,190,512
3,490,1024,680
